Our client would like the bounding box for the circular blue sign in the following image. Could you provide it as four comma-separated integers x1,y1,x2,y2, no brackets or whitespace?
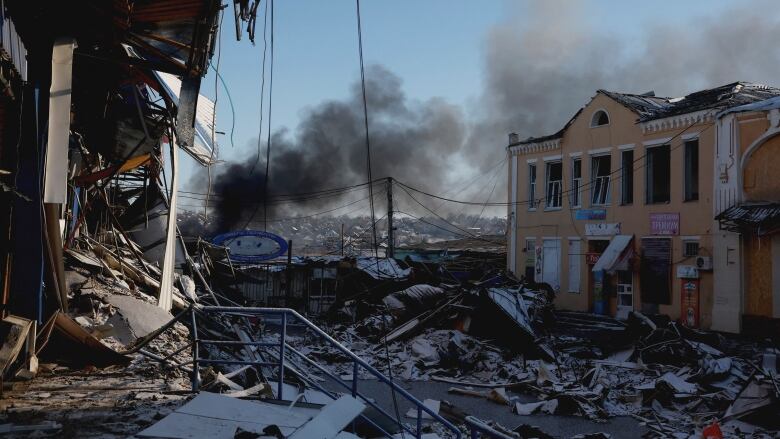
212,230,289,263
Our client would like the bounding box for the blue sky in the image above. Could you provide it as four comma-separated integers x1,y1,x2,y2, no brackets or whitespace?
182,0,748,196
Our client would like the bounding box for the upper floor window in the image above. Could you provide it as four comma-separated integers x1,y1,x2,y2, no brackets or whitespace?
545,161,562,209
684,139,699,202
591,155,611,205
528,163,537,210
621,149,634,205
646,144,671,204
591,110,610,127
570,158,582,208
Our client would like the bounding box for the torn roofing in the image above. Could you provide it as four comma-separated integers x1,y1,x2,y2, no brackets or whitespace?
510,82,780,146
605,81,780,122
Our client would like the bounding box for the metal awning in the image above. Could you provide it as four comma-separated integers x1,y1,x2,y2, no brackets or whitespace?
716,203,780,236
592,235,634,273
154,71,217,166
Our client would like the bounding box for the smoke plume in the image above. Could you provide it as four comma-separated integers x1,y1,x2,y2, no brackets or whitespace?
200,0,780,233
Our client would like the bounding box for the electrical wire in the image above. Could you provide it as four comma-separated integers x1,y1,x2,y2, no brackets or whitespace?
355,0,378,258
396,117,715,209
250,0,270,175
263,0,275,231
204,9,224,218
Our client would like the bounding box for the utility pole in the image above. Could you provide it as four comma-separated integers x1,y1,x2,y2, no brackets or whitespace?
386,177,394,258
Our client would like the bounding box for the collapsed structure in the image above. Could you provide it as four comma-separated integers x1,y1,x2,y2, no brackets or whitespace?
0,1,776,438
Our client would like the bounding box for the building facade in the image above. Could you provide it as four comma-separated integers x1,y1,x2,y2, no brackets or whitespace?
713,97,780,335
507,83,780,330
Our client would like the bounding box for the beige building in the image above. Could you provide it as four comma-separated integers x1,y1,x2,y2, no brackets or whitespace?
507,82,780,329
713,95,780,335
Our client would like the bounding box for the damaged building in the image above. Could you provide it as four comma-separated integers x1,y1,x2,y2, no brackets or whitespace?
507,82,780,332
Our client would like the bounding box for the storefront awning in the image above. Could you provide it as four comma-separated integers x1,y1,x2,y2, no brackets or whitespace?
592,235,633,273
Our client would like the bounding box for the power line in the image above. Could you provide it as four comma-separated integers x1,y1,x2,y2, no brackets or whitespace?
355,0,378,258
396,117,714,208
263,0,275,231
250,0,270,175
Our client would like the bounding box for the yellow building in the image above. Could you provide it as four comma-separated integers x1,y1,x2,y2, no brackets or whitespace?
714,96,780,335
507,82,780,330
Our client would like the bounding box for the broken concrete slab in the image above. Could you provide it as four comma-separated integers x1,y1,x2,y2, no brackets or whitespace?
288,395,365,439
104,294,174,345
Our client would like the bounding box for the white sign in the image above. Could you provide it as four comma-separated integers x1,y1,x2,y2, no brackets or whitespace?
677,265,700,279
585,223,621,236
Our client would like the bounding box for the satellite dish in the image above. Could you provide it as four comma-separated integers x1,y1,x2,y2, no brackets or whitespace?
212,230,289,263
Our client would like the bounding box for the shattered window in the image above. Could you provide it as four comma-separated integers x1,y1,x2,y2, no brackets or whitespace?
528,163,537,209
590,155,611,205
646,144,671,204
684,139,699,201
591,110,610,127
570,158,582,208
545,161,562,208
621,149,634,205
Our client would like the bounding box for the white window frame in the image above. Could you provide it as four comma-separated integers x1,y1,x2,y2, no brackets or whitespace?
590,154,611,206
571,157,582,208
528,163,537,210
545,161,563,210
681,236,701,257
590,109,610,127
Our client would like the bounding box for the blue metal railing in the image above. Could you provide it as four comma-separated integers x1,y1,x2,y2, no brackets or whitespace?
189,306,462,438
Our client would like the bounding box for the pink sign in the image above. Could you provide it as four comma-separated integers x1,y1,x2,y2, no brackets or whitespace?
650,213,679,235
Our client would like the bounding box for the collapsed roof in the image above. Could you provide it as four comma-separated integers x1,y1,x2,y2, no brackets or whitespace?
510,82,780,146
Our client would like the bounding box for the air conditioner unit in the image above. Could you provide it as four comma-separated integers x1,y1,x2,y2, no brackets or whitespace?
695,256,713,271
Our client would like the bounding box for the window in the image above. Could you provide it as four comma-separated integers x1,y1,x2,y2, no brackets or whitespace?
528,163,537,209
640,238,672,305
621,150,634,205
683,240,700,257
591,110,610,127
684,139,699,201
646,144,671,204
545,161,562,208
571,158,582,208
591,155,611,205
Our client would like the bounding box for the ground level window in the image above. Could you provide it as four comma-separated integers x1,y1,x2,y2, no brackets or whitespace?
683,240,700,257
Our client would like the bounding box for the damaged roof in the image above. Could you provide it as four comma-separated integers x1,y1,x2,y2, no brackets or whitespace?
510,82,780,146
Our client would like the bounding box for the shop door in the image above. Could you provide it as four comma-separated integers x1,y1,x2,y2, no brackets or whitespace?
616,270,633,320
542,239,561,292
640,238,672,305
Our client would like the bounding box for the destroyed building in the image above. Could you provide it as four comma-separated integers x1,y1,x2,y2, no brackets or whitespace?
506,82,780,333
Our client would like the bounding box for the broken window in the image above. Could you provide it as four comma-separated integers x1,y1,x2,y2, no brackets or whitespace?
591,155,611,206
591,110,610,127
545,161,562,208
684,139,699,201
571,158,582,208
621,150,634,205
646,144,670,204
528,163,537,209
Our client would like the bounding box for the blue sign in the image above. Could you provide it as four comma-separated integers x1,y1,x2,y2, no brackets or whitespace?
574,209,607,220
212,230,289,263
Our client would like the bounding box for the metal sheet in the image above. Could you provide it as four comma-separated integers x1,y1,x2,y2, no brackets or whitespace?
43,38,76,203
592,235,633,273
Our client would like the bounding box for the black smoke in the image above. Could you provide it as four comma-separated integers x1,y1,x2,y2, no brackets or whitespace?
198,1,780,233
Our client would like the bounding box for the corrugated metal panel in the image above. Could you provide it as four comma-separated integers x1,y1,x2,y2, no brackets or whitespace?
0,3,27,81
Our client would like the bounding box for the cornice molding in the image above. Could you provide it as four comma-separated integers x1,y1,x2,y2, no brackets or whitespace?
508,138,561,156
641,110,714,134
